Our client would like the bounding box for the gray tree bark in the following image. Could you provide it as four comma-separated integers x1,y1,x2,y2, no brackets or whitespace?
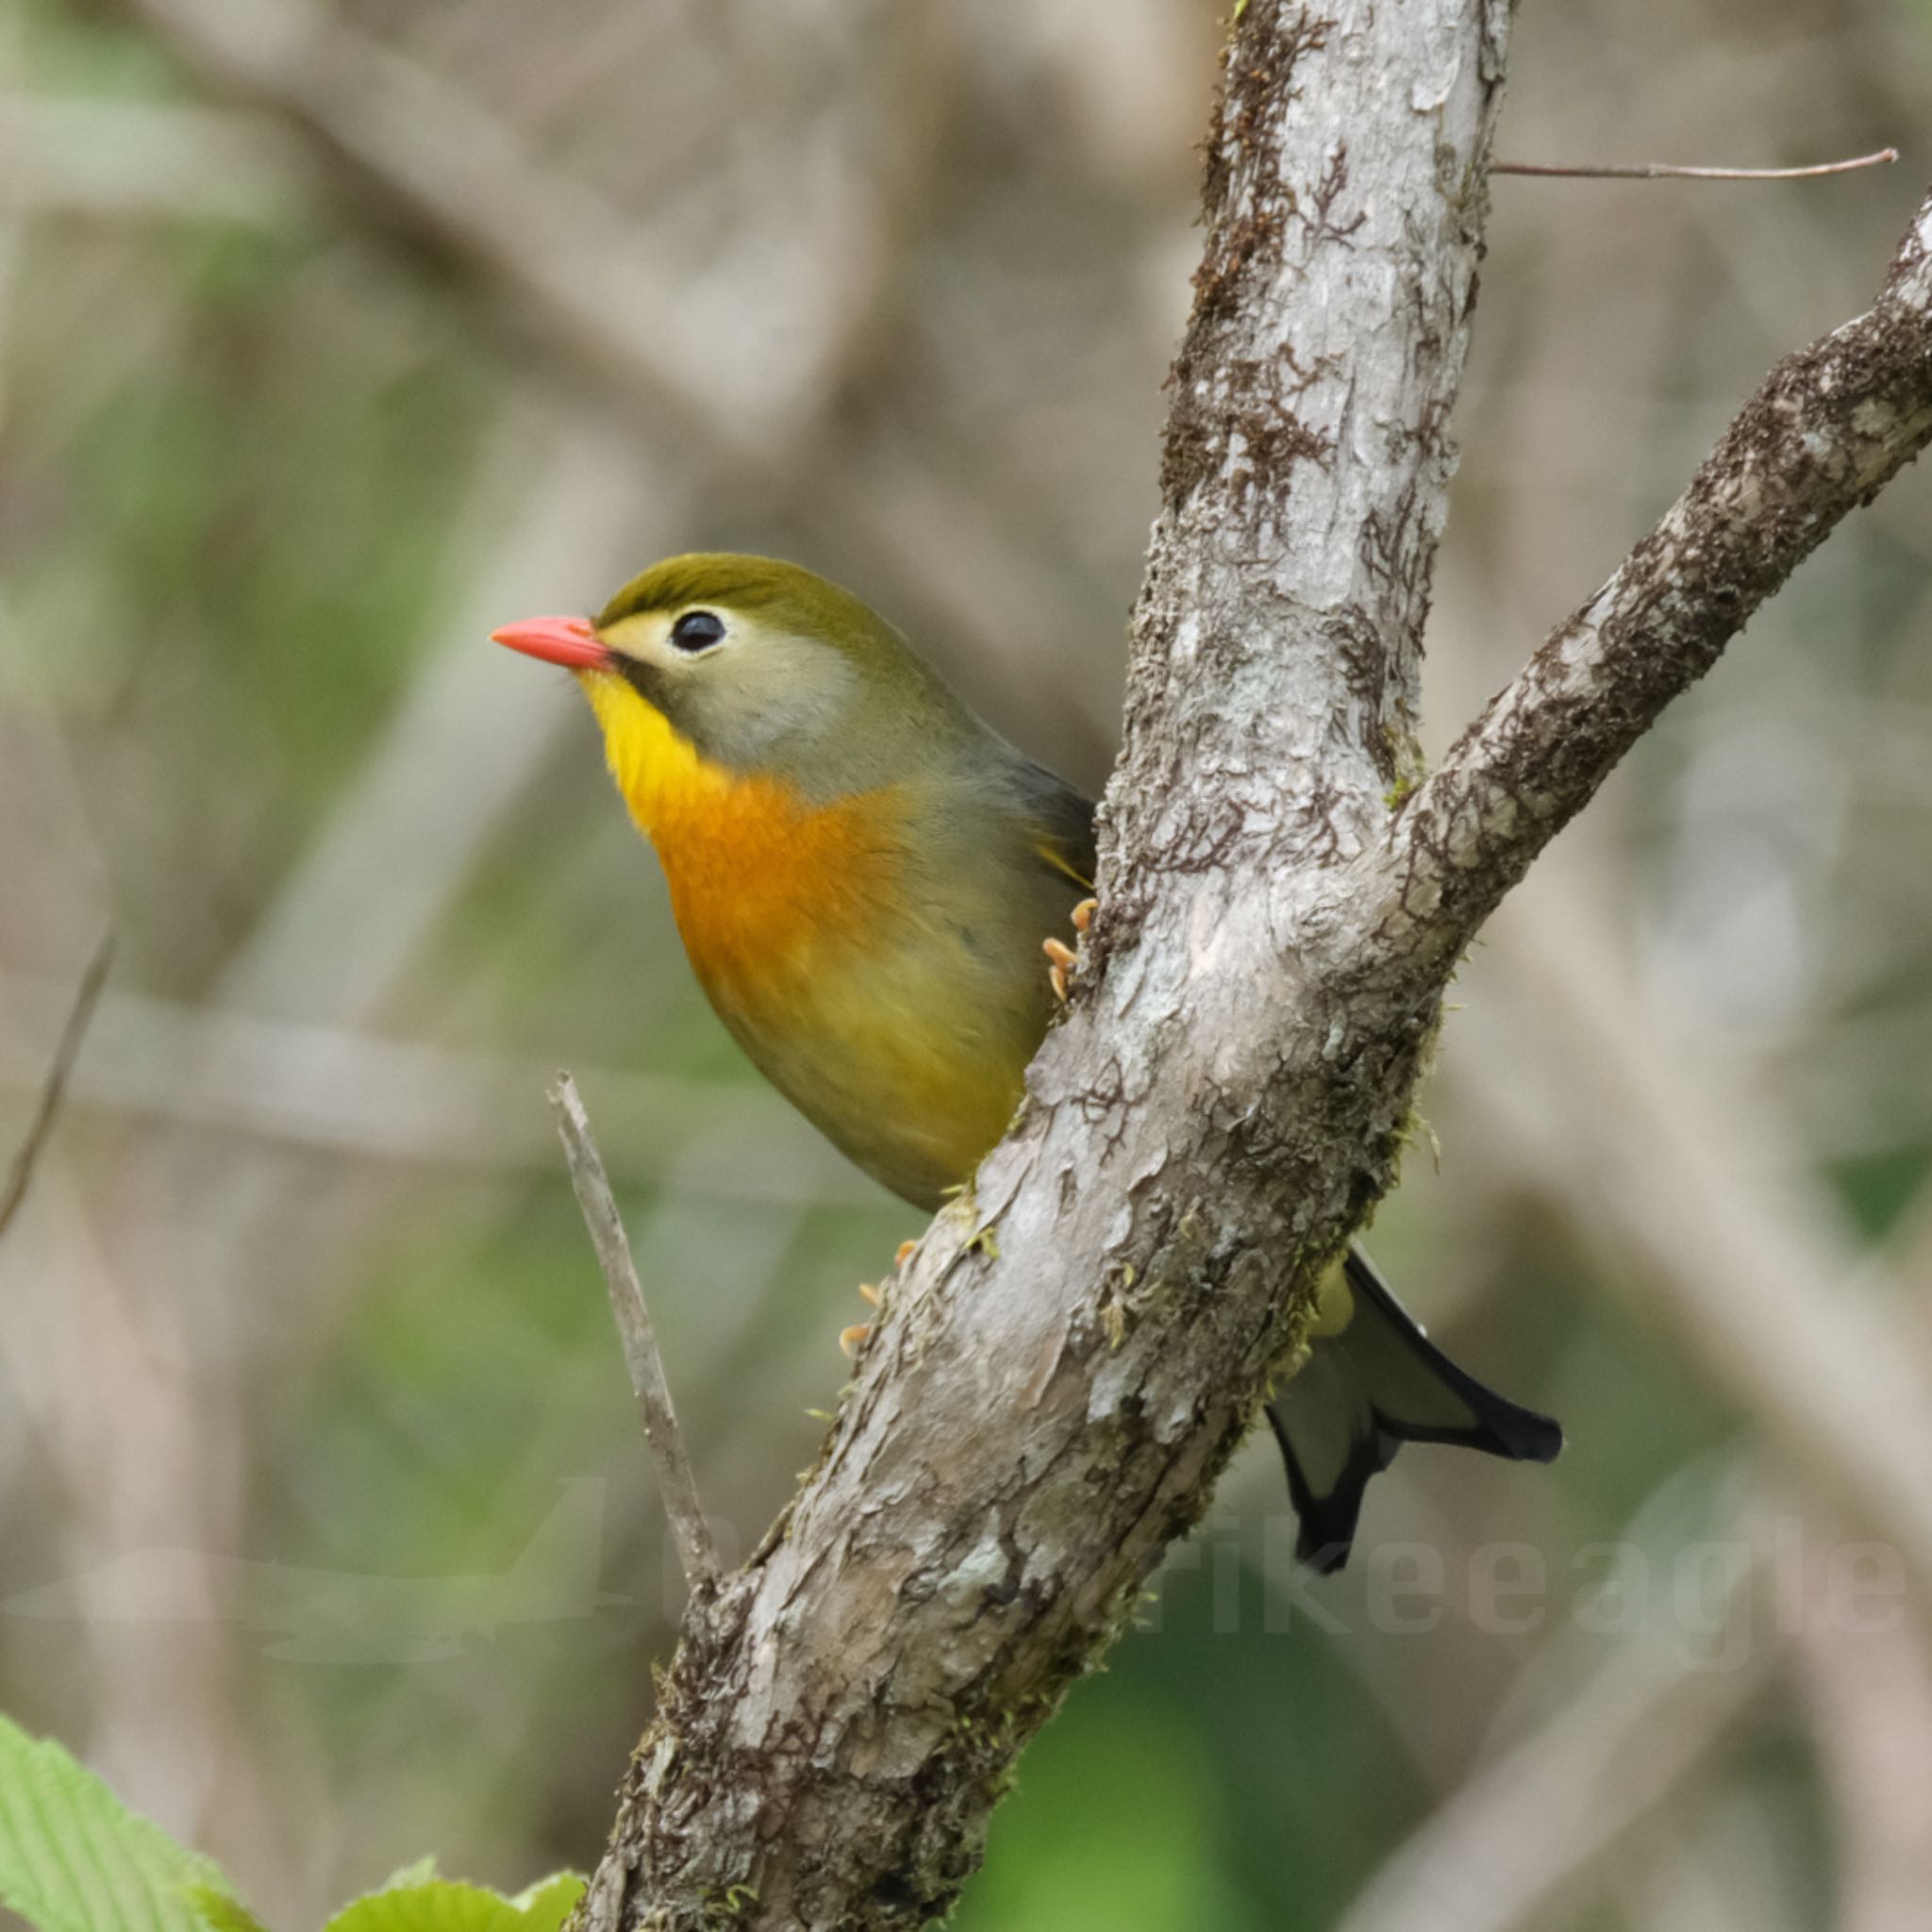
569,5,1932,1929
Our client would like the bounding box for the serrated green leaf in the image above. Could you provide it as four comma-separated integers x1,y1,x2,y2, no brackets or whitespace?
507,1874,586,1931
186,1881,275,1932
0,1713,259,1932
321,1878,549,1932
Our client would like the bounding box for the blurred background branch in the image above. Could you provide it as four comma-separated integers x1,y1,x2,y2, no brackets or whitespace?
0,928,109,1238
93,0,1127,760
1334,1479,1778,1932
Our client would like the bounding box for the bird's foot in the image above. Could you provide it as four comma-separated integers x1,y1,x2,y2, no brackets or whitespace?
839,1246,918,1357
1044,898,1097,1002
1043,940,1075,1002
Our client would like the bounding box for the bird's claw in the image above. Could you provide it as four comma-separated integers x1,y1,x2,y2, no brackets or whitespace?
838,1242,920,1356
1043,898,1097,1002
1043,937,1076,1003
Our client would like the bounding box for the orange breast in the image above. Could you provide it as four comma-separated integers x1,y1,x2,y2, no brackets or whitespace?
581,669,904,1008
654,774,906,1005
578,670,1042,1205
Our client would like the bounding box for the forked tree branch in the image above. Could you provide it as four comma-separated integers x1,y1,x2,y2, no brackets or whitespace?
585,3,1513,1925
1374,192,1932,985
572,56,1932,1932
566,0,1932,1920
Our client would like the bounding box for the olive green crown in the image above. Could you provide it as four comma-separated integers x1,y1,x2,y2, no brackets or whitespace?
596,553,889,651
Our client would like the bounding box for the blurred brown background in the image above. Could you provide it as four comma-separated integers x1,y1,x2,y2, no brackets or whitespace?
5,0,1932,1926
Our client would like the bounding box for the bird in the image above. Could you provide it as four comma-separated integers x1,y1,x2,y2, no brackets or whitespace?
492,554,1561,1571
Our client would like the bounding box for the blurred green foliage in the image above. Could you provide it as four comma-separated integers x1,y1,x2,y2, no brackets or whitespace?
4,1,1932,1929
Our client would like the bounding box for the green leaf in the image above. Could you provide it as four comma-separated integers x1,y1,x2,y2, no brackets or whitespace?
507,1874,586,1932
321,1874,585,1932
0,1713,257,1932
187,1883,275,1932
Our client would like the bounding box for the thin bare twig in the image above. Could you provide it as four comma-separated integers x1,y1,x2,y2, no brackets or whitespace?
549,1071,718,1593
1494,147,1898,181
0,930,112,1241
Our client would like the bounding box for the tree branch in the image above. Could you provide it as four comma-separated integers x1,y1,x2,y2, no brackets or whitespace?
1376,186,1932,985
0,931,111,1242
581,4,1513,1925
1493,148,1897,182
549,1073,719,1594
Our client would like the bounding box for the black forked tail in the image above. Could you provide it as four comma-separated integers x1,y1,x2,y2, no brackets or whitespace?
1265,1250,1562,1574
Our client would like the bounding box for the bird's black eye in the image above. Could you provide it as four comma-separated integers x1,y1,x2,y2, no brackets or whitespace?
670,609,726,653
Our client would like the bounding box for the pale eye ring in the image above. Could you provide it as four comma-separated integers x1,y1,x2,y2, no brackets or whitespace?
670,609,726,653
